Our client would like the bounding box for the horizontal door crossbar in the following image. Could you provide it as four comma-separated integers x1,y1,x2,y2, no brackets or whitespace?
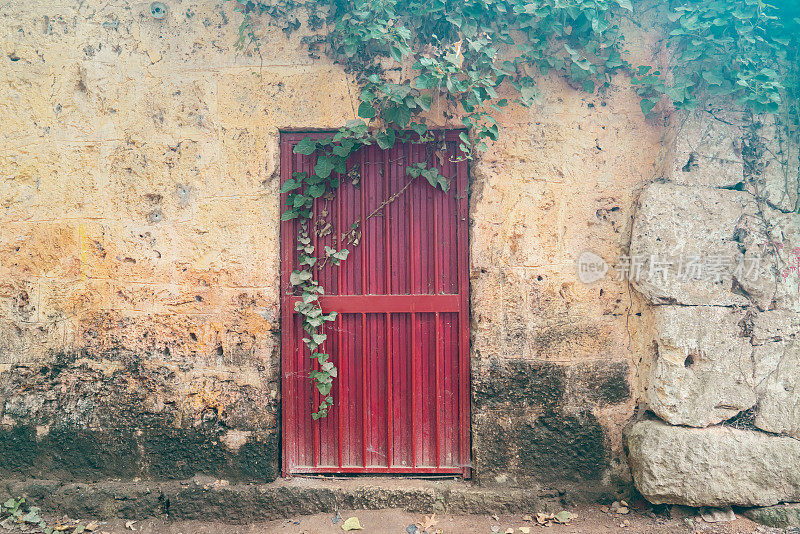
287,294,460,314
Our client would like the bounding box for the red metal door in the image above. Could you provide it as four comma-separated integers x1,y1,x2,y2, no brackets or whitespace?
280,131,470,476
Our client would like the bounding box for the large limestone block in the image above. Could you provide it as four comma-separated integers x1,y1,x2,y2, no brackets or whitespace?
734,209,800,313
666,109,745,188
754,339,800,438
630,183,753,305
647,306,755,427
626,419,800,507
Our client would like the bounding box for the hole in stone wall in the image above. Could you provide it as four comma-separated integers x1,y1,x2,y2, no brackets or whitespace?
723,406,757,430
684,354,695,368
682,152,698,172
189,332,198,341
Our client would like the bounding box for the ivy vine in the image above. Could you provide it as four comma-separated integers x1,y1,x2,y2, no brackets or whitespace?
633,0,799,121
281,123,448,418
229,0,800,418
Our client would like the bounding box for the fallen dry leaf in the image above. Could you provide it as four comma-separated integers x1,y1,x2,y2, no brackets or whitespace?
341,516,363,531
418,513,437,532
611,501,630,515
505,528,514,534
522,515,532,522
519,527,531,533
554,511,573,524
85,521,100,531
700,507,736,523
125,520,137,531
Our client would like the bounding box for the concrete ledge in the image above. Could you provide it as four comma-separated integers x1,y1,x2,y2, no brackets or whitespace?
0,477,576,523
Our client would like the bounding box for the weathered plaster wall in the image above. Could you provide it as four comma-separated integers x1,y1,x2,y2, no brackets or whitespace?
468,71,662,488
0,0,662,488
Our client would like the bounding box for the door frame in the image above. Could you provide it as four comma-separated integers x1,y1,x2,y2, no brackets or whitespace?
278,130,471,477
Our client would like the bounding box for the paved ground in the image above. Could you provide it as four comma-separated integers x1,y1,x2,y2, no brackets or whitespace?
16,504,793,534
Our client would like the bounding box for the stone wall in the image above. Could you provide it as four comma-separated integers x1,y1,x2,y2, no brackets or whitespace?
626,106,800,507
0,0,665,489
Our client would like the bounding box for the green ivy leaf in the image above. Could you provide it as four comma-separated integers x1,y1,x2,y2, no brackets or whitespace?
357,101,377,119
391,105,412,127
416,93,432,111
21,507,41,524
409,122,428,136
314,156,336,179
616,0,633,11
281,209,299,221
640,97,659,115
345,119,368,135
290,270,313,285
376,129,396,149
360,88,375,101
280,178,299,193
292,194,308,208
415,73,436,90
307,183,326,198
294,137,317,155
701,70,725,86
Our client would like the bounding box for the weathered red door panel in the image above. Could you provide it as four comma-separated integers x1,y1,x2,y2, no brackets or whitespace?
280,131,470,476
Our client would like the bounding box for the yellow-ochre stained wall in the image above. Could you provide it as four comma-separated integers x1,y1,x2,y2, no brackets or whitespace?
0,0,664,486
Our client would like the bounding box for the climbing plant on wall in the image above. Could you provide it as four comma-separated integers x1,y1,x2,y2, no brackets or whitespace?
229,0,800,418
633,1,799,120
